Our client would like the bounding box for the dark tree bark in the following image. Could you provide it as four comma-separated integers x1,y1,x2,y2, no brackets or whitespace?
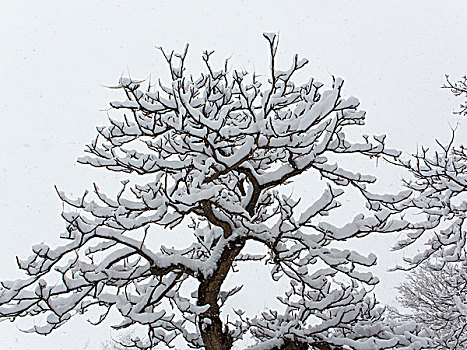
197,240,245,350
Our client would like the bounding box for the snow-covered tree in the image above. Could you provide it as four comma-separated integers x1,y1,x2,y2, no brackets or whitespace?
389,75,467,348
390,74,467,269
0,34,430,350
391,262,467,349
392,130,467,270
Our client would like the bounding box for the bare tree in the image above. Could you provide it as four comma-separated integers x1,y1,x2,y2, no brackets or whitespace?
101,330,140,350
444,74,467,116
0,34,430,350
391,263,467,349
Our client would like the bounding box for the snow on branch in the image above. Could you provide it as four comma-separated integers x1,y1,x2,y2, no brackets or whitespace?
0,34,430,350
391,131,467,270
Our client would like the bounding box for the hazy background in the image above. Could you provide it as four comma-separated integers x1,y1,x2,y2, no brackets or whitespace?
1,1,467,348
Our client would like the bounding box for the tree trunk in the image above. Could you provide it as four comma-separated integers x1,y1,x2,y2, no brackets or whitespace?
198,239,245,350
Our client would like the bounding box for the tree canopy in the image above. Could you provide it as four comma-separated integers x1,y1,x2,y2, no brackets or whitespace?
0,34,431,350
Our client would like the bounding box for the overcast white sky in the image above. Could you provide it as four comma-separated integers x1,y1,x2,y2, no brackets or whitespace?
1,1,467,349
